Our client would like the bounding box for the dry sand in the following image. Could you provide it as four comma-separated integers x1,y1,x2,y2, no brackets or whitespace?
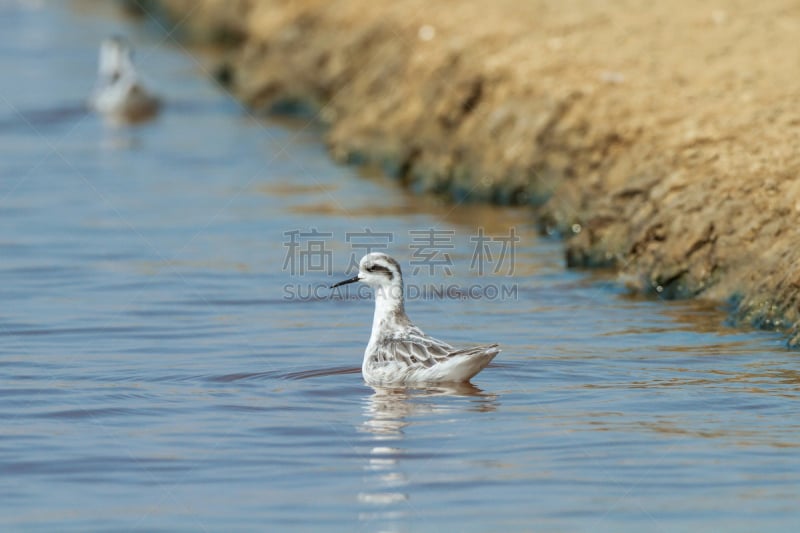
129,0,800,344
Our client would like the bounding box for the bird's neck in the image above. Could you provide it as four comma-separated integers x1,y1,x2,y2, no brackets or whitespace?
369,283,407,341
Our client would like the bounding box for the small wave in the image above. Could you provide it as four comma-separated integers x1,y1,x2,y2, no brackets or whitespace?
34,407,148,419
282,366,362,380
206,370,283,383
0,325,142,337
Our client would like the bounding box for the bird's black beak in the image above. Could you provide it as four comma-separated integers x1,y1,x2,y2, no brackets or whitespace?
330,275,361,289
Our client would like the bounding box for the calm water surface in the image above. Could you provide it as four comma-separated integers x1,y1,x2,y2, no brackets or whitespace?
1,2,799,531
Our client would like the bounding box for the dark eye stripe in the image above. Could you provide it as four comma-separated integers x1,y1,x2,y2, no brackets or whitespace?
367,264,391,273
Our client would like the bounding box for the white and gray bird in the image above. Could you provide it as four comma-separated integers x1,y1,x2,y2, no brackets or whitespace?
89,37,160,123
331,253,500,385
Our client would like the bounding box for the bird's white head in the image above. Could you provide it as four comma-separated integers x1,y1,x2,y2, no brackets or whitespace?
97,36,137,83
331,252,404,299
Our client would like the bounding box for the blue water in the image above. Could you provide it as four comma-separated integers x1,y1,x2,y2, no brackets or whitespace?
1,2,798,531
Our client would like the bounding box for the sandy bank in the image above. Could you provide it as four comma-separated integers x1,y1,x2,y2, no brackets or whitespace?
128,0,800,344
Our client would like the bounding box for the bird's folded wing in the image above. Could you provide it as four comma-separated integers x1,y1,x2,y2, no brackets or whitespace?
379,330,498,368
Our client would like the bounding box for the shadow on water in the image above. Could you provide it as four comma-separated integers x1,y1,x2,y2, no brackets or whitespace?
206,370,286,383
0,105,89,131
210,366,363,382
0,98,228,133
283,366,362,380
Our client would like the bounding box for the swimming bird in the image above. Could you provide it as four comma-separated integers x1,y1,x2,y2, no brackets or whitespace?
89,37,160,123
331,253,500,385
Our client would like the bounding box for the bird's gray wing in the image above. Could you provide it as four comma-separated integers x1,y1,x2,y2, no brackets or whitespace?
376,326,495,368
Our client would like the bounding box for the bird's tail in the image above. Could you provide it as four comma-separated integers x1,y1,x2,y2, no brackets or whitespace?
451,344,500,381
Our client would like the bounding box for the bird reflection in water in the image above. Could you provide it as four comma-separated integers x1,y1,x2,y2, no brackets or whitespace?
356,383,498,526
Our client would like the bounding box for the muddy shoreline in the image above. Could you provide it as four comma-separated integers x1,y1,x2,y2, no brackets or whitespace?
125,0,800,345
